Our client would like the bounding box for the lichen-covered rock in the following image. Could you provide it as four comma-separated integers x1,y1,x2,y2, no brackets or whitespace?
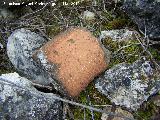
7,28,60,89
0,72,62,120
101,107,134,120
95,58,160,111
100,29,138,42
33,27,110,97
123,0,160,40
82,10,95,21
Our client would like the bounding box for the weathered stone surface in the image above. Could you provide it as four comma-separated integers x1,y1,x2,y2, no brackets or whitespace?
101,107,134,120
95,58,160,111
82,10,95,21
152,95,160,107
33,27,110,97
0,72,62,120
123,0,160,40
7,28,60,89
100,29,138,42
0,43,3,49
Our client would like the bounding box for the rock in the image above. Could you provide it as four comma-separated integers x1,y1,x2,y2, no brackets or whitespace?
100,29,138,42
123,0,160,40
7,28,60,90
0,72,62,120
152,95,160,107
112,0,121,3
101,107,134,120
33,27,110,97
0,43,3,49
82,10,95,21
95,57,160,111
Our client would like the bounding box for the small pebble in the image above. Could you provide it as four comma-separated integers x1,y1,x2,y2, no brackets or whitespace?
0,43,3,49
83,10,95,21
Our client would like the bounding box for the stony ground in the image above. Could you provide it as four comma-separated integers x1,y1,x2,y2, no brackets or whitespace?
0,0,160,120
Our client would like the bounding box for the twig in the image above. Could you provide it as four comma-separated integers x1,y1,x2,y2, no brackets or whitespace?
87,94,95,120
66,103,75,119
32,82,53,91
63,103,67,119
83,108,86,120
113,43,141,55
93,105,112,107
21,2,51,18
51,9,62,22
134,33,160,70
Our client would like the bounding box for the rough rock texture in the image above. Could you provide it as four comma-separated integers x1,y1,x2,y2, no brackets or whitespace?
7,28,60,89
82,10,95,21
152,95,160,107
100,29,138,42
95,58,160,111
101,107,134,120
123,0,160,40
33,27,110,97
0,43,3,49
0,72,62,120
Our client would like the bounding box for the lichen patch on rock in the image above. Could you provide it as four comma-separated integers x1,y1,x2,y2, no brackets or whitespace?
95,58,160,111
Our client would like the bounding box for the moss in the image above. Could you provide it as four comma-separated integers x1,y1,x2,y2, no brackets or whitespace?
0,54,15,74
0,34,15,75
134,101,157,120
0,105,3,112
73,82,111,119
105,17,129,30
46,25,61,38
123,42,141,63
101,11,114,22
148,47,160,61
103,37,119,52
102,37,142,68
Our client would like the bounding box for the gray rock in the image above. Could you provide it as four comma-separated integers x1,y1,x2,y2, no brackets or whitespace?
152,95,160,107
0,43,3,49
123,0,160,40
95,58,160,111
101,107,134,120
100,29,138,42
0,72,62,120
7,28,59,88
82,10,95,21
